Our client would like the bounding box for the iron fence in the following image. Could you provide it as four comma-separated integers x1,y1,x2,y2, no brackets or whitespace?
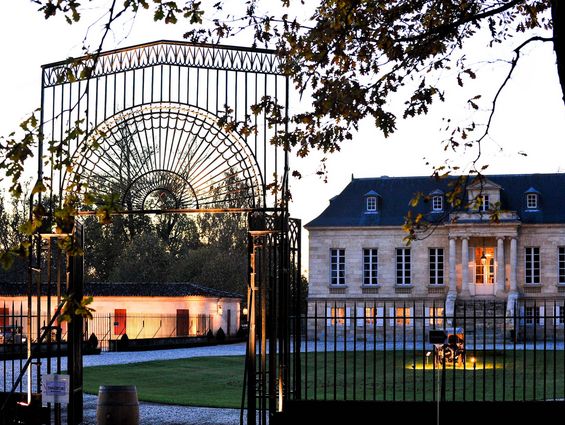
0,304,214,356
291,299,565,403
86,313,214,351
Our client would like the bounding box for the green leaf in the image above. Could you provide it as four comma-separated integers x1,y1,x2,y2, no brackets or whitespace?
32,180,47,195
0,251,15,270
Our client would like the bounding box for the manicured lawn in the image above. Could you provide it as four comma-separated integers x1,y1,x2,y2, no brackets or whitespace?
84,356,245,408
300,349,565,402
84,350,565,407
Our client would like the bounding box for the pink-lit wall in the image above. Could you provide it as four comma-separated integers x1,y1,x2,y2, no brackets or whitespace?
0,295,241,341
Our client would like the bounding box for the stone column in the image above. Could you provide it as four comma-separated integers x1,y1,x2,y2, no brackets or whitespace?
496,237,506,297
509,237,518,293
449,237,457,295
461,237,470,296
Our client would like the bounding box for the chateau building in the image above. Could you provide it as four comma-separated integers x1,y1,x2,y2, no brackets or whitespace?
305,174,565,334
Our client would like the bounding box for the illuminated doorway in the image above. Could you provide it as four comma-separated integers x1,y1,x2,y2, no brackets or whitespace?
475,246,495,295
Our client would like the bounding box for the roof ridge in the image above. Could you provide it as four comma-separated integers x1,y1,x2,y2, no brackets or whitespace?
351,172,565,182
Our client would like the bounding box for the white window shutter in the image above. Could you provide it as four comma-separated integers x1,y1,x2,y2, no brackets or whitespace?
389,307,395,327
519,306,525,326
346,307,351,326
357,307,364,327
376,307,384,327
326,307,332,328
539,306,545,326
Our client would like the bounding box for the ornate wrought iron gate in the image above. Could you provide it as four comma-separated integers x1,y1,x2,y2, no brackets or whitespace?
1,41,302,424
247,213,301,425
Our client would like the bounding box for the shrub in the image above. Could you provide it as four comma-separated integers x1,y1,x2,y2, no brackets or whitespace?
116,333,129,351
88,333,98,349
206,329,214,341
216,327,226,342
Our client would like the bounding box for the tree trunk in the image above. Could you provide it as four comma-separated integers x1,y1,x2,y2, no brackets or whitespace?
552,0,565,104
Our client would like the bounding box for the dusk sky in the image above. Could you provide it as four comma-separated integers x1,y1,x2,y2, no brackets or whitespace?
1,2,564,271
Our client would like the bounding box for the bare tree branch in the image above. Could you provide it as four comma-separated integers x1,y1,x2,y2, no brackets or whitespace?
396,0,524,43
473,35,553,167
552,0,565,103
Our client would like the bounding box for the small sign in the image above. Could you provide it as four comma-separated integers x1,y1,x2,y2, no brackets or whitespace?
42,374,70,404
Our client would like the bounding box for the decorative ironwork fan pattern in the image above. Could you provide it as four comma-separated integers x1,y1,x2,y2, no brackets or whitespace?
64,103,263,211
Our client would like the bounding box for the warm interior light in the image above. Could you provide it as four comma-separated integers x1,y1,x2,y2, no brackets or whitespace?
242,307,248,316
278,369,284,412
480,252,487,265
217,303,223,315
471,357,476,364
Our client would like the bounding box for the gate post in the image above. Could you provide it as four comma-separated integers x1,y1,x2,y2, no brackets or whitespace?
67,223,84,425
247,235,259,425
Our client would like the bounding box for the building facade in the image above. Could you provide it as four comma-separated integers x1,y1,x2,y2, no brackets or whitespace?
0,282,242,348
306,174,565,338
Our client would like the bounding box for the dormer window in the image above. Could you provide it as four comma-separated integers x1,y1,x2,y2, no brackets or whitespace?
429,189,444,213
364,190,380,213
524,187,541,210
467,177,501,213
432,195,443,212
526,193,538,209
478,195,490,212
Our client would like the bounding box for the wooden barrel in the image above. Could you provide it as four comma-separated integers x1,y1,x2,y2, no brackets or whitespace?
96,385,139,425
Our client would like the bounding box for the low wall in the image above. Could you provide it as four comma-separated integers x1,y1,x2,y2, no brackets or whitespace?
108,335,245,352
273,401,565,425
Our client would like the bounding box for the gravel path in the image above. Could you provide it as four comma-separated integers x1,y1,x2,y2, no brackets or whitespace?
82,394,243,425
84,342,247,367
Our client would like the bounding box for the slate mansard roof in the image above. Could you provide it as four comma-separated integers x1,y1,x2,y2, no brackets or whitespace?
0,282,243,299
306,173,565,228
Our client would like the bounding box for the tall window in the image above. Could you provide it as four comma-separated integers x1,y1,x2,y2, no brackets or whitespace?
429,248,444,285
428,307,444,327
525,306,541,325
526,193,538,209
330,249,346,285
395,307,412,326
525,247,540,284
365,307,375,325
432,195,443,211
363,248,378,285
330,307,345,326
396,248,411,285
559,247,565,284
478,194,490,212
366,196,377,212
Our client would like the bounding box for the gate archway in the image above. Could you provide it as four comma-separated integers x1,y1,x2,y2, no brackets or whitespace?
63,102,264,211
2,41,302,425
